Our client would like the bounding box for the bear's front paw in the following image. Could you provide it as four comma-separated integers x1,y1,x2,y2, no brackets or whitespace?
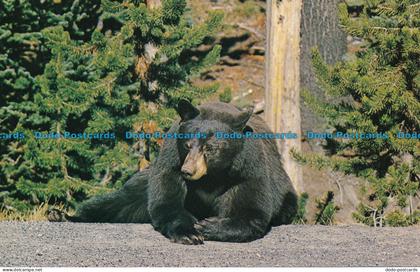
164,216,204,245
168,230,204,245
152,210,204,245
195,217,222,239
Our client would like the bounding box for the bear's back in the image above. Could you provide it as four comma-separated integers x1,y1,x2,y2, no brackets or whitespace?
197,102,244,123
197,102,273,134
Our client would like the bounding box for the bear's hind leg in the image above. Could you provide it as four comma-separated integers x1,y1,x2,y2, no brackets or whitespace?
48,170,151,223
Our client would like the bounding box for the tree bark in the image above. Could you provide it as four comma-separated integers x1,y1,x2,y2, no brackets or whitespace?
265,0,303,193
146,0,161,9
144,0,161,92
300,0,347,132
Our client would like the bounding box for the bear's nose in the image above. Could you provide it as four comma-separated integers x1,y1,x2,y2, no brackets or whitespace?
181,166,194,177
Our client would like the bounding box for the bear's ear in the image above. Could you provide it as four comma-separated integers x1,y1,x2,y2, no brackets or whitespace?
233,107,253,132
243,124,253,134
177,99,200,122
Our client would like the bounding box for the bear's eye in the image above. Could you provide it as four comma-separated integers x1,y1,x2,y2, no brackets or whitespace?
184,142,192,149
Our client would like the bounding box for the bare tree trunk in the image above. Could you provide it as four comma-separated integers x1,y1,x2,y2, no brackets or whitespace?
146,0,161,9
144,0,161,92
265,0,303,193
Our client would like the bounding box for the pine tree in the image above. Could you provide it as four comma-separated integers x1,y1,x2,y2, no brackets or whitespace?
298,0,419,226
0,0,101,211
0,1,101,127
0,0,222,212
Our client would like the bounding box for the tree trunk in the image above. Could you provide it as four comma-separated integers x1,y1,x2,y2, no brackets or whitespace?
146,0,161,9
300,0,347,132
265,0,303,193
144,0,161,92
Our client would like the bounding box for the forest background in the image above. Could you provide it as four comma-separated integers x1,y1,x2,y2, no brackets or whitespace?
0,0,418,227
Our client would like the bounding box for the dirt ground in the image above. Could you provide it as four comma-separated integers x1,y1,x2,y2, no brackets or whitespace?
1,222,419,267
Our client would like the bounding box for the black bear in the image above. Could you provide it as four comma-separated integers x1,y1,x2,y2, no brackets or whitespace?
54,100,297,244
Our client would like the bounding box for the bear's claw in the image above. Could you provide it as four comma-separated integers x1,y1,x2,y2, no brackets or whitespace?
170,233,204,245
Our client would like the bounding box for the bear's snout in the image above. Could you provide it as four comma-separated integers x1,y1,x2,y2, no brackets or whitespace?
181,149,207,181
181,165,194,177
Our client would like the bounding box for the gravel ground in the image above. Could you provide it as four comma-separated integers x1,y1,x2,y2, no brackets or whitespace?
0,222,419,267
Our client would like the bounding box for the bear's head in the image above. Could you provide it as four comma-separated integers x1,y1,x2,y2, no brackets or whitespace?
176,99,253,181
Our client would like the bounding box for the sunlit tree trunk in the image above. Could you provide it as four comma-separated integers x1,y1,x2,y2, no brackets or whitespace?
144,0,161,92
146,0,161,9
265,0,303,192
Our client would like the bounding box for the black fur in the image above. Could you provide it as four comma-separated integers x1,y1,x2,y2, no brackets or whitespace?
67,170,150,223
54,100,297,244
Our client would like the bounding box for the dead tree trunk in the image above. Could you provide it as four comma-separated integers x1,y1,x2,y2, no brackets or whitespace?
146,0,161,9
265,0,303,193
144,0,161,92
